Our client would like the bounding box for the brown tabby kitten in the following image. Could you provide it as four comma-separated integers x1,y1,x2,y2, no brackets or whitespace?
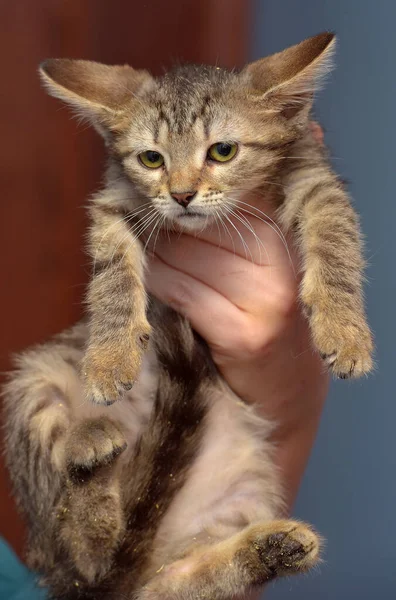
3,33,372,600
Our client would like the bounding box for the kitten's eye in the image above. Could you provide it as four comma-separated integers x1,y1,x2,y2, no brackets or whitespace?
139,150,164,169
208,142,238,163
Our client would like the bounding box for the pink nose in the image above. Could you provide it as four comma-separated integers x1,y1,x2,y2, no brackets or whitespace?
171,191,196,208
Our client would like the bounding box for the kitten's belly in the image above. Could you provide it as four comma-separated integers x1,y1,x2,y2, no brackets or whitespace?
72,350,281,563
152,386,282,562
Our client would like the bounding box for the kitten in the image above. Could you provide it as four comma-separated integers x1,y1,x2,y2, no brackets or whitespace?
3,32,372,599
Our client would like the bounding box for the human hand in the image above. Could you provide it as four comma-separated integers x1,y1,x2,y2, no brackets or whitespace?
146,123,328,508
146,200,328,508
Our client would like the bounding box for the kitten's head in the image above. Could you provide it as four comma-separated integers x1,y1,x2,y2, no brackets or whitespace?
40,32,335,231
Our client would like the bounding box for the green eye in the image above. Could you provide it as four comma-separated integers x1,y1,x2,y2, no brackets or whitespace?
208,142,238,163
139,150,164,169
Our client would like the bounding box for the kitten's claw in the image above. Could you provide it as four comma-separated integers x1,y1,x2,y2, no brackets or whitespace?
311,313,373,378
82,323,151,405
320,351,337,367
65,417,127,477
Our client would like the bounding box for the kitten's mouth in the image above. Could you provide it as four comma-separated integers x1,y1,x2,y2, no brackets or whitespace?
177,211,204,218
172,209,213,231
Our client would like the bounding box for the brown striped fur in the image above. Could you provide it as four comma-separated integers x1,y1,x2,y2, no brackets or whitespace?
3,33,371,599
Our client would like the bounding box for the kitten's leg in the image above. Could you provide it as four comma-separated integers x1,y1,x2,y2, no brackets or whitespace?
59,417,127,584
2,325,89,582
3,325,131,595
280,148,373,378
111,302,215,595
138,520,320,599
82,202,151,405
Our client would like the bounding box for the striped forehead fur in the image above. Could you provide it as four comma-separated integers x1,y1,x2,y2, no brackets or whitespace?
150,65,239,135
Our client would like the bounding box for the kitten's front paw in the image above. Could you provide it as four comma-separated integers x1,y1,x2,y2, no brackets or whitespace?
82,323,151,405
66,417,127,477
311,312,373,378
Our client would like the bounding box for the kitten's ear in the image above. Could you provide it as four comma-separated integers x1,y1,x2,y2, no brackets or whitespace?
243,32,335,119
39,59,154,137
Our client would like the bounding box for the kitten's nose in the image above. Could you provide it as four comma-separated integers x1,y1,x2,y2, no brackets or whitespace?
171,191,197,208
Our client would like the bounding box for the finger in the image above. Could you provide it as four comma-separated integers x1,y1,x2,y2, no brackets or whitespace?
150,234,296,313
146,253,248,348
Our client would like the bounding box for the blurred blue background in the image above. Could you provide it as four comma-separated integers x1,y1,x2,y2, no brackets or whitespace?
253,1,396,598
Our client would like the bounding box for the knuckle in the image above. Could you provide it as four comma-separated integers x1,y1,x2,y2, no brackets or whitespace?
267,283,298,320
166,278,193,313
232,320,269,357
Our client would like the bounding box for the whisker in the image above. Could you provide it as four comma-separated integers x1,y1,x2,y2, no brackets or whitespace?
234,201,288,248
228,208,268,267
108,210,157,262
152,214,167,255
213,208,223,245
233,199,296,277
92,213,136,272
144,214,163,254
217,212,236,256
224,213,253,263
92,202,154,273
197,213,210,236
108,210,158,266
114,211,160,273
129,211,160,243
233,197,287,244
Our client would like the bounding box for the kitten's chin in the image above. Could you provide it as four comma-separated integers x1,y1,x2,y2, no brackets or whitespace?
172,213,213,232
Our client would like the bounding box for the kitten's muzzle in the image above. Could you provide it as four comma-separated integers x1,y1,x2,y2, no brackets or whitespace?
171,191,197,208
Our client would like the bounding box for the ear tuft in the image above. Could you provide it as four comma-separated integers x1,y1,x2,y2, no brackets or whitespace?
39,59,154,134
243,32,336,117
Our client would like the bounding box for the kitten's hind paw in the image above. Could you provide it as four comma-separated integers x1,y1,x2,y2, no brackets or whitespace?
61,417,126,583
65,417,127,478
138,519,321,600
254,520,321,578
